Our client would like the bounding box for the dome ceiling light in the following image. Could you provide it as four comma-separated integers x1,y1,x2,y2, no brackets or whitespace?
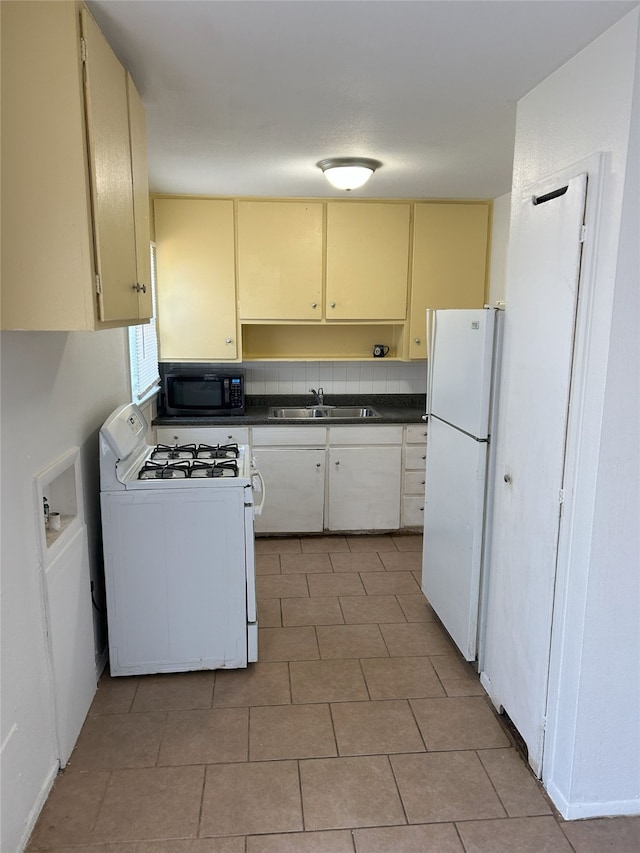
316,157,382,191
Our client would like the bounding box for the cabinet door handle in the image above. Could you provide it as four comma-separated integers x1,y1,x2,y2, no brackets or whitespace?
225,338,233,345
134,283,147,294
316,462,321,468
330,302,336,309
414,338,421,344
335,460,340,466
311,302,317,309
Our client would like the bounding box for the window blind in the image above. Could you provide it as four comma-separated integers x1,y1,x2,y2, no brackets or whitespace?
129,244,159,403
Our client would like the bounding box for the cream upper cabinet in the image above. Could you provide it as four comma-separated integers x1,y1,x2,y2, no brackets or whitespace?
127,73,153,320
325,202,411,321
237,201,323,320
0,2,151,331
409,203,489,359
154,198,238,361
82,8,139,323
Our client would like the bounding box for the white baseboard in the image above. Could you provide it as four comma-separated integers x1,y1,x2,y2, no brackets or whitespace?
545,780,640,820
18,761,59,853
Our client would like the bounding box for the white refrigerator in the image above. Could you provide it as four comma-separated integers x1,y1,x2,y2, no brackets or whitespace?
421,307,503,663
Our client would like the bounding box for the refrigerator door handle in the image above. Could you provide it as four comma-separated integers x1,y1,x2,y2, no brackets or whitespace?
426,308,436,419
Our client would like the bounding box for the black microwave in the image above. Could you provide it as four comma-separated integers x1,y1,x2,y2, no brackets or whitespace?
159,364,245,416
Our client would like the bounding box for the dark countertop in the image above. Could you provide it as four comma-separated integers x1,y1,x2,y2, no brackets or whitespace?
153,394,427,427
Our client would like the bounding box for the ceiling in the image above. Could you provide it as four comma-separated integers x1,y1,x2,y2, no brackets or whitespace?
87,0,638,200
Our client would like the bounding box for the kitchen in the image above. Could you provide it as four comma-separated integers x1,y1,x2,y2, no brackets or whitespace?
1,2,638,851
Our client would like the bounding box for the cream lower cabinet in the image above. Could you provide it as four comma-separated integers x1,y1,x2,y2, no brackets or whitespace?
327,426,402,532
409,203,490,359
401,424,428,528
251,428,327,534
154,198,238,361
1,2,151,330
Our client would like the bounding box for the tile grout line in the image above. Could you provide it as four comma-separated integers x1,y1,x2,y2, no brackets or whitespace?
87,767,113,847
386,751,412,829
196,762,208,841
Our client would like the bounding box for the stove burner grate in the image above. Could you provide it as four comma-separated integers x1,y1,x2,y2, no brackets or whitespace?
151,443,197,460
137,457,239,480
138,460,191,479
195,443,240,459
190,459,239,478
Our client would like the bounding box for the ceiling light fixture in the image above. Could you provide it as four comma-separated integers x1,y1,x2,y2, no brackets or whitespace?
317,157,382,191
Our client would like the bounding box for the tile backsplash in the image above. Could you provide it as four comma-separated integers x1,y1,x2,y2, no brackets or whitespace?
242,361,427,395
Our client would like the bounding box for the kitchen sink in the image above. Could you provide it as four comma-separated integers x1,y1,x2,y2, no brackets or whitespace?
325,407,381,419
268,406,381,420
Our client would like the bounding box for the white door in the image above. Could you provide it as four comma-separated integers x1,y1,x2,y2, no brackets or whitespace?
253,448,325,534
422,417,488,660
44,525,96,765
481,174,587,775
328,446,401,531
429,308,496,439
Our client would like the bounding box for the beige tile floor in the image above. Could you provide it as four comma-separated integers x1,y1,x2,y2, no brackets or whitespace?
27,534,639,853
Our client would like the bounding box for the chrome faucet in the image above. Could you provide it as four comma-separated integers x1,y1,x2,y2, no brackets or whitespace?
309,387,324,406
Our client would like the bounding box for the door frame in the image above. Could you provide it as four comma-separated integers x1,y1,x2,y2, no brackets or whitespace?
541,153,606,788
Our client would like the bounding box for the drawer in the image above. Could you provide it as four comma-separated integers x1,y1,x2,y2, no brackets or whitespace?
156,426,250,446
329,425,403,446
404,471,426,495
405,445,428,469
252,426,327,447
402,496,424,528
405,424,428,444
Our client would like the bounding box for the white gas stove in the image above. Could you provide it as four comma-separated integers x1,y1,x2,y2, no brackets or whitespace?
99,403,255,490
99,403,261,676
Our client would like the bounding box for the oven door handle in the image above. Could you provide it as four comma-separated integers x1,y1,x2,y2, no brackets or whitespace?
252,469,266,517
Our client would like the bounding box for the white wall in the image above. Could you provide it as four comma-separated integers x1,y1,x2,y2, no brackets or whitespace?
488,192,511,306
0,329,131,853
482,10,639,819
545,15,640,818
